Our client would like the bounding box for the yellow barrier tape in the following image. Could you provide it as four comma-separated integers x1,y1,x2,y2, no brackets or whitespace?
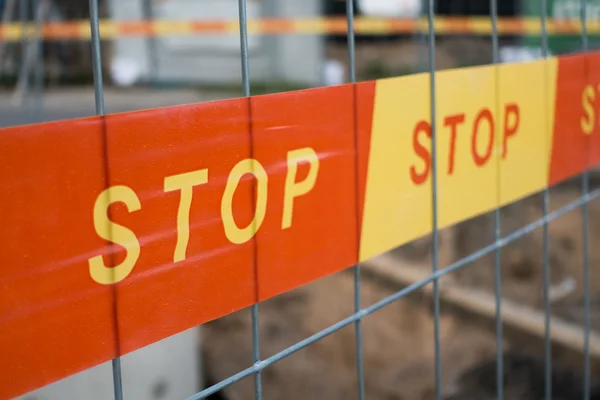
0,17,595,42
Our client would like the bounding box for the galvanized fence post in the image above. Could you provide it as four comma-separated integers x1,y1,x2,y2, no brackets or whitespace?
579,2,592,400
236,1,263,398
425,1,443,399
539,3,553,399
343,2,366,400
490,1,504,398
88,0,125,398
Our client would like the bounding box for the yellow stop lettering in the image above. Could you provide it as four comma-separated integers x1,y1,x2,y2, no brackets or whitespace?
88,185,141,285
164,169,209,263
282,147,320,229
221,158,268,244
581,84,596,135
88,147,320,284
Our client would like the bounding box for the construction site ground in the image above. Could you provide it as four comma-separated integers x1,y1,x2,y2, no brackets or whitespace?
202,179,600,400
202,38,600,400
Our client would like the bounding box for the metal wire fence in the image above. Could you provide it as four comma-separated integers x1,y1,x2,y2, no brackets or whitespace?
2,0,597,399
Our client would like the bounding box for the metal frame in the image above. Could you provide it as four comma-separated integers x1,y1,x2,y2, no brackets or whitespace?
11,0,594,398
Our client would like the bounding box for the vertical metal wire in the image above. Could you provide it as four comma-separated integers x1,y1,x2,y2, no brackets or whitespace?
250,303,262,400
89,0,105,115
141,0,158,83
426,1,442,399
237,1,263,399
539,1,552,399
345,1,365,400
490,0,504,398
88,1,124,399
580,1,591,399
238,0,251,98
32,0,44,120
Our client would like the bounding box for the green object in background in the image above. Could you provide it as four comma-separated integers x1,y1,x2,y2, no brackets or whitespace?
521,0,600,54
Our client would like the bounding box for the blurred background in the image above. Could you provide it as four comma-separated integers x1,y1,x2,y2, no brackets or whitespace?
1,0,598,126
3,1,600,400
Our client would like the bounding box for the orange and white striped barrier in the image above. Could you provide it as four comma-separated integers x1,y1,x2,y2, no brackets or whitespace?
0,16,599,41
2,50,600,399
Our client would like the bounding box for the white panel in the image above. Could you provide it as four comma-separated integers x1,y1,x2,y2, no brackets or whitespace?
107,0,150,79
276,0,324,85
358,0,422,18
16,327,201,400
110,0,143,19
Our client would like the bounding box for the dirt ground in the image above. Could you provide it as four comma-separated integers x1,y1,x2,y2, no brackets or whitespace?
202,180,600,400
201,40,600,400
203,272,499,400
450,180,600,324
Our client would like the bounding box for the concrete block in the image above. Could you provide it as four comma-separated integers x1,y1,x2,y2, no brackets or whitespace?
16,327,202,400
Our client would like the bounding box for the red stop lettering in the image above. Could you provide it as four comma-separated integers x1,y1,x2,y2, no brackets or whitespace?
471,108,494,167
410,120,432,185
444,113,466,175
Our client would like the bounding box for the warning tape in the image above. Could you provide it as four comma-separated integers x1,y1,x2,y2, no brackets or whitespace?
0,16,599,41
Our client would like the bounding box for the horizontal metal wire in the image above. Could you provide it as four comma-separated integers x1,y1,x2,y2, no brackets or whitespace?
187,186,600,400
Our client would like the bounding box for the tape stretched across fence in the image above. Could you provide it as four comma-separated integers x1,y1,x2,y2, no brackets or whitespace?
1,51,599,399
0,16,599,41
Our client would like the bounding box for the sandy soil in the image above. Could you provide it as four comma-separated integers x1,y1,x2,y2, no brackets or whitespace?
203,272,499,400
450,181,600,325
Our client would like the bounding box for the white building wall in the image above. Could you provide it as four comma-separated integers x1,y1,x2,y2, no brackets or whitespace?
274,0,324,85
108,0,324,86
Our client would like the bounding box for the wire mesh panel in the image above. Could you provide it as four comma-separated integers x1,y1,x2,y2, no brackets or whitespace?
1,0,599,399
